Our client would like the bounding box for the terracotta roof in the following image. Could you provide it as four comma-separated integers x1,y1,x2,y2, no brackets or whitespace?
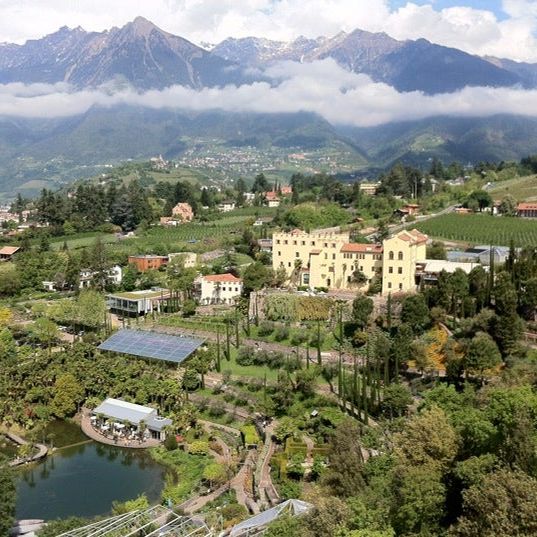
518,203,537,210
0,246,20,255
203,273,242,283
341,243,383,254
265,191,280,201
310,249,322,255
395,229,428,245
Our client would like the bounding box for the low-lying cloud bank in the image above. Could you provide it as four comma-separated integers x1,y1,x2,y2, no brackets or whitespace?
2,59,537,128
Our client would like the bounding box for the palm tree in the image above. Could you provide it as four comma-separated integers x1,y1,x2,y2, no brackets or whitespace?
138,420,147,442
291,259,303,287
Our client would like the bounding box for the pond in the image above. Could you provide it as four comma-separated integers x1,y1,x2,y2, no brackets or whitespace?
16,441,169,521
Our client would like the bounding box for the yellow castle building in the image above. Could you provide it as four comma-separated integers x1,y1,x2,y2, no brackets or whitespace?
272,228,428,295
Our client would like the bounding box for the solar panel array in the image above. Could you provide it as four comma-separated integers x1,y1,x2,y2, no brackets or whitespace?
98,329,205,364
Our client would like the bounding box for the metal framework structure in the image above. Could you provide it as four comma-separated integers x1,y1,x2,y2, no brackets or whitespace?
56,507,212,537
54,500,311,537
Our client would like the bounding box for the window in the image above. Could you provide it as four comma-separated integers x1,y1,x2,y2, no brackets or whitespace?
389,267,393,274
288,262,291,267
398,251,404,260
296,252,300,257
332,254,336,260
284,240,288,245
277,251,281,256
324,254,328,260
332,243,336,248
293,240,297,245
311,241,316,246
359,266,363,271
276,239,280,244
389,251,394,260
388,282,392,289
399,283,403,290
398,267,403,274
324,243,328,247
222,287,226,291
301,241,306,246
347,276,351,283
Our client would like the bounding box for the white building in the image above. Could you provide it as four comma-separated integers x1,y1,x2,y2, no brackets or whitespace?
195,273,243,305
92,398,172,440
80,265,122,289
167,252,198,268
218,201,236,213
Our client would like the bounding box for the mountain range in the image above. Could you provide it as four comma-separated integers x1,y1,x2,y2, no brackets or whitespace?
1,18,535,94
1,17,537,195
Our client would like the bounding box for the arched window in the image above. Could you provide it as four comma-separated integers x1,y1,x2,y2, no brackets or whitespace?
398,251,404,260
389,251,394,260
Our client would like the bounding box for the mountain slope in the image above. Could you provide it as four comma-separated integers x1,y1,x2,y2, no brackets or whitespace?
340,115,537,167
214,29,522,94
0,17,243,89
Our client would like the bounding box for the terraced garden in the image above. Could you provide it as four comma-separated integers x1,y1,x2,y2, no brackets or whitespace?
413,213,537,246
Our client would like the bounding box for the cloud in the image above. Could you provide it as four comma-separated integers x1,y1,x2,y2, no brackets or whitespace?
3,59,537,127
0,1,537,62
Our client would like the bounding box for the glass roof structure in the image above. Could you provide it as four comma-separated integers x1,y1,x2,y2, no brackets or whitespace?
55,506,211,537
53,500,312,537
229,499,313,536
98,329,205,364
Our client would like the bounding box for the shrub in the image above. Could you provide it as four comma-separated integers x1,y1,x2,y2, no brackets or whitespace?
236,346,255,366
258,321,275,337
290,332,308,346
164,434,178,451
267,352,286,369
208,403,225,418
274,325,290,342
188,440,209,455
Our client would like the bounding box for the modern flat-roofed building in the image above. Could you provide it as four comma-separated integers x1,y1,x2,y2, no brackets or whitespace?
107,288,171,316
128,255,169,272
92,398,172,440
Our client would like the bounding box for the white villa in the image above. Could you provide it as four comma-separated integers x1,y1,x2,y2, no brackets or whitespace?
195,273,243,305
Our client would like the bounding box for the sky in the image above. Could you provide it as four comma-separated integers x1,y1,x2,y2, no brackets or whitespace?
0,0,537,62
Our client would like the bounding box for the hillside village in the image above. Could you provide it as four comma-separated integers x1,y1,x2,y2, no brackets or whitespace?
3,155,537,537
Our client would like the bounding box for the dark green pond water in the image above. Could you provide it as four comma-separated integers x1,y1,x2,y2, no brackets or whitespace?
15,423,169,521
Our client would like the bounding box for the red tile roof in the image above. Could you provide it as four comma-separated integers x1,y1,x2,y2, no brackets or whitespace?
518,203,537,210
0,246,20,255
340,243,383,254
203,273,242,283
265,191,280,201
397,229,428,245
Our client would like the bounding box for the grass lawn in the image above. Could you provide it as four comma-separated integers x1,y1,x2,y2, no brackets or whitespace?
489,175,537,201
49,232,118,251
413,213,537,246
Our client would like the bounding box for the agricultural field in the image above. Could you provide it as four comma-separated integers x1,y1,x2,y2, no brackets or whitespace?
489,174,537,201
413,213,537,246
49,232,118,251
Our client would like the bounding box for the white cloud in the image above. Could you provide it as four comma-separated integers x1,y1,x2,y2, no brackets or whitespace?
3,59,537,127
0,1,537,61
